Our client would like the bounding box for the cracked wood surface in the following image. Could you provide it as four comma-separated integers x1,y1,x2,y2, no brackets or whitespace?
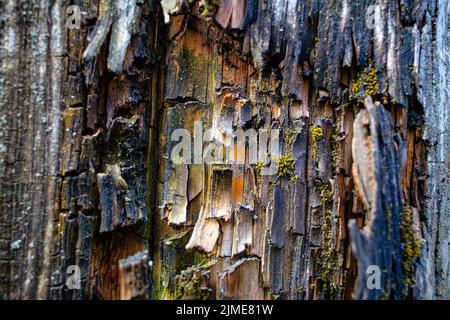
0,0,449,300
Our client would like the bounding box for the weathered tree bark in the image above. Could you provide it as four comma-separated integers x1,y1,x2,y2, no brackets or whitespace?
0,0,449,300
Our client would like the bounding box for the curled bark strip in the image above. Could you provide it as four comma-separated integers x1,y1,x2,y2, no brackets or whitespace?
82,4,114,62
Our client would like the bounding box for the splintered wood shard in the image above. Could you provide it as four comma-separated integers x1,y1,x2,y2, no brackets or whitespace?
108,0,142,74
161,0,183,24
218,258,264,299
166,165,189,225
232,206,254,256
351,101,379,213
210,169,233,220
186,206,221,254
215,0,246,30
161,102,211,226
82,3,114,62
1,0,449,301
98,163,146,233
349,97,405,299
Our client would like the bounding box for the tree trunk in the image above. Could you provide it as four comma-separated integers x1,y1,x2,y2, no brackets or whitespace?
0,0,449,300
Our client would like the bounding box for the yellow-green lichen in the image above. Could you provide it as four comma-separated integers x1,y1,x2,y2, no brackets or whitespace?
284,128,298,146
160,271,173,300
320,245,339,297
330,128,339,171
254,159,265,187
187,0,221,16
351,63,379,98
201,0,221,16
254,160,264,171
317,181,339,297
269,180,278,193
311,125,323,161
273,128,299,181
258,87,271,95
275,153,295,180
318,182,334,206
400,207,421,287
314,36,320,47
163,259,215,300
173,267,212,300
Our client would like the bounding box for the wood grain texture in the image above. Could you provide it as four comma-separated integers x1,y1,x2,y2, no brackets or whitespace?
0,0,448,300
